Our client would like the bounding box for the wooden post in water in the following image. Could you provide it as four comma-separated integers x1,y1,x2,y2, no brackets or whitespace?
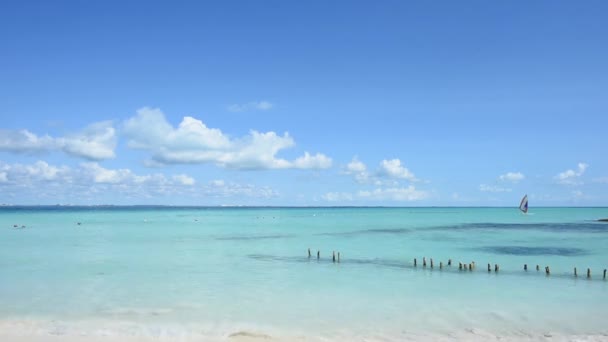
332,251,336,263
524,264,528,271
587,268,591,279
423,257,427,267
574,267,577,277
487,263,491,272
604,269,607,280
317,250,320,260
337,252,340,263
414,258,417,267
308,248,311,258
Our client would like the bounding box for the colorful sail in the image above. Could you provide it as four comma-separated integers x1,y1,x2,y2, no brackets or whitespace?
519,194,528,213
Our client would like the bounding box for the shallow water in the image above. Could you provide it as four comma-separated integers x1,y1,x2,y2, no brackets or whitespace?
1,207,607,340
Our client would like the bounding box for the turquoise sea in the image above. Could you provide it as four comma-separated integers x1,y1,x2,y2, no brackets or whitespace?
1,207,607,341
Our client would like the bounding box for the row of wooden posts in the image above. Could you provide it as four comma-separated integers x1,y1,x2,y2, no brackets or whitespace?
414,257,607,279
308,248,341,263
305,250,607,279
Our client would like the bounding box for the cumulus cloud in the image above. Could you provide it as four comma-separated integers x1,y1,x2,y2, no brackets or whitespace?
555,163,588,185
122,107,331,170
227,101,273,112
59,121,116,160
0,121,116,161
343,157,370,183
346,158,366,173
293,152,333,169
357,186,428,201
378,159,417,180
499,172,525,183
343,157,418,184
0,160,181,191
81,162,146,184
0,160,279,203
173,174,195,186
322,192,354,202
202,179,278,199
323,186,428,202
0,129,55,153
210,179,225,187
479,184,512,193
0,160,70,183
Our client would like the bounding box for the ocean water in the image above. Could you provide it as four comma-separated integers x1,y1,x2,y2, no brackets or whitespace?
1,207,607,341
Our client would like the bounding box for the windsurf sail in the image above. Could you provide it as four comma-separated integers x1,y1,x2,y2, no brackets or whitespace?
519,194,528,213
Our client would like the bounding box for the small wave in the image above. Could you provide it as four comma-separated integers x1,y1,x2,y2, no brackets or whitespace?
228,330,272,339
99,307,174,316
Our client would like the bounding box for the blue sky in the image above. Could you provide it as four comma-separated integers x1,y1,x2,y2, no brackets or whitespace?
1,1,607,206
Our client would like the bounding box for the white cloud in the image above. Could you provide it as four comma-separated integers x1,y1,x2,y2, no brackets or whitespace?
344,157,370,183
555,162,588,185
122,107,332,170
228,101,274,112
293,152,333,169
346,158,366,173
59,121,116,160
499,172,525,183
0,129,55,153
203,179,277,199
343,157,419,185
0,160,278,203
1,160,70,183
0,160,190,190
322,192,354,202
378,159,417,181
357,186,429,201
210,179,225,187
81,162,134,184
173,174,195,186
322,186,428,202
479,184,512,193
0,121,116,161
28,161,68,180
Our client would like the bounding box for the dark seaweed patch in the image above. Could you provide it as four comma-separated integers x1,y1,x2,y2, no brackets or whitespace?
428,222,608,233
477,246,588,256
216,234,294,241
316,227,411,237
247,254,405,269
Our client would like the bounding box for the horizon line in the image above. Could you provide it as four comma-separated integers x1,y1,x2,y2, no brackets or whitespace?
1,204,608,209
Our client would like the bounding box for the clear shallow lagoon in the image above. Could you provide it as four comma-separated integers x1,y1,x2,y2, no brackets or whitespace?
1,207,608,341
